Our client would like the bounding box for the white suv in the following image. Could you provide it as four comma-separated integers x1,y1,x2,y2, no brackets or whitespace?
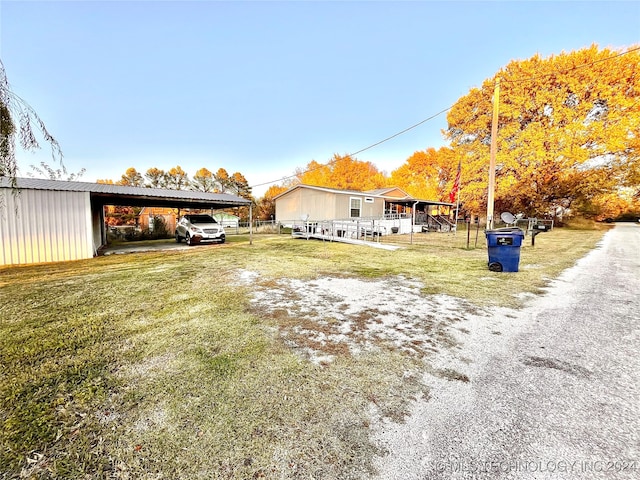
175,214,226,245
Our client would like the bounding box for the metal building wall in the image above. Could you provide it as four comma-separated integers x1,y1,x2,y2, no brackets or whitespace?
1,188,94,266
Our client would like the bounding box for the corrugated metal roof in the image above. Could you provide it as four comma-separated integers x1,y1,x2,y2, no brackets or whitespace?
0,177,252,205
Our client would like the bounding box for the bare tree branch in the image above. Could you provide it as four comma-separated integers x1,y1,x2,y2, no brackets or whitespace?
0,59,63,183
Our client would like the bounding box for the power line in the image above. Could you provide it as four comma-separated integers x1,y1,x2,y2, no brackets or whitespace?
250,106,453,189
349,106,453,157
251,46,640,191
504,45,640,84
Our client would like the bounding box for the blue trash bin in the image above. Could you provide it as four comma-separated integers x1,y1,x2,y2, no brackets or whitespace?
485,227,525,272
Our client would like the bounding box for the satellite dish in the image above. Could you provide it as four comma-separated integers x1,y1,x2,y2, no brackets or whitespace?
301,214,309,221
500,212,516,225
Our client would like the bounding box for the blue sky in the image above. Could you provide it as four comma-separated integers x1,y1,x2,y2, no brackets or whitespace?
2,1,639,197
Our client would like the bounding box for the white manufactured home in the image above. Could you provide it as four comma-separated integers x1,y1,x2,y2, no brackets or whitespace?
275,185,389,222
274,184,455,237
0,178,251,266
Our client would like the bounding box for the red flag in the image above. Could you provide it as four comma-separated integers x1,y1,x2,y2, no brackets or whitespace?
449,161,461,203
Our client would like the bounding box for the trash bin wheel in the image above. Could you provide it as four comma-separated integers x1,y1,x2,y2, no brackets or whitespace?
488,262,503,272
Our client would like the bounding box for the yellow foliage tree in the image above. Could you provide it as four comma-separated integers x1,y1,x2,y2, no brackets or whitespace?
296,154,387,191
584,190,637,221
294,160,331,187
165,165,189,190
229,171,252,199
446,45,640,217
256,184,289,220
116,167,144,187
144,168,166,188
191,167,215,192
390,147,459,201
213,168,231,193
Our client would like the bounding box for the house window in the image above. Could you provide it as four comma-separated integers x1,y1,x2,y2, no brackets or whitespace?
350,197,362,218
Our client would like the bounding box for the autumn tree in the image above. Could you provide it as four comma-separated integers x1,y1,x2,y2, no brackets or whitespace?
94,177,140,225
165,165,190,190
117,167,144,187
191,168,215,192
211,171,254,221
144,168,166,188
445,45,640,217
390,147,457,200
623,133,640,199
103,205,141,226
256,184,288,220
581,189,639,221
296,154,387,191
295,160,330,187
213,168,231,193
226,171,252,199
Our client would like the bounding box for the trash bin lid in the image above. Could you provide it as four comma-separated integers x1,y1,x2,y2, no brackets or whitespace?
486,227,524,235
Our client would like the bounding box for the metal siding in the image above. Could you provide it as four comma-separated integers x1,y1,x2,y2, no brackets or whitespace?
0,188,93,266
1,189,21,264
50,192,64,262
24,189,38,263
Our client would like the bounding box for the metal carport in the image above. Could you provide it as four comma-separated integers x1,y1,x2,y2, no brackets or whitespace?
0,178,252,266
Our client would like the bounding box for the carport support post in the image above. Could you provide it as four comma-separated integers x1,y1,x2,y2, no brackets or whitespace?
249,203,253,245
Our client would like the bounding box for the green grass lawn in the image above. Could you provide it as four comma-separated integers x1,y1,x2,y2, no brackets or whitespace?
0,225,608,479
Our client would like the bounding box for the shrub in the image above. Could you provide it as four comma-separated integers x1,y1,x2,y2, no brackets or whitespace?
150,215,170,238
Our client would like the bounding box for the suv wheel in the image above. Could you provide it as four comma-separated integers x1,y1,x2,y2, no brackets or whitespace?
185,233,193,246
175,232,182,243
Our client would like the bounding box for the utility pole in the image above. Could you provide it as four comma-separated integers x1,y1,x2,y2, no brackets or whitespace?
487,77,500,231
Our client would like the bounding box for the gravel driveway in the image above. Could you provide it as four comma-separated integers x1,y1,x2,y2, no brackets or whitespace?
373,223,640,480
